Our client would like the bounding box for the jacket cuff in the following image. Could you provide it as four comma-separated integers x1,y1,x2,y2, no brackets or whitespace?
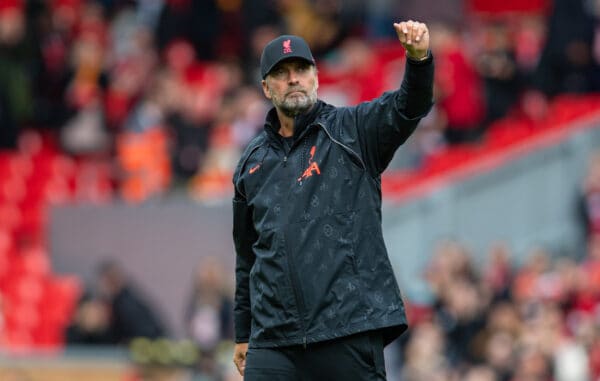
406,50,433,65
234,313,252,343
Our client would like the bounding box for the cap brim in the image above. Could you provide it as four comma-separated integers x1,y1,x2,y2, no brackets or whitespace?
263,56,315,79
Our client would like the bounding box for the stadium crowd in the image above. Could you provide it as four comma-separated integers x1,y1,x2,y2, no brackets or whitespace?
1,0,600,202
390,238,600,381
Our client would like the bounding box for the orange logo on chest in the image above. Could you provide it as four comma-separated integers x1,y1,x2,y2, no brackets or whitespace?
298,146,321,182
249,164,261,174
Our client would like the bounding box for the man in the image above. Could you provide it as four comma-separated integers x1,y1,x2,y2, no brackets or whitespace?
97,260,167,343
232,20,433,380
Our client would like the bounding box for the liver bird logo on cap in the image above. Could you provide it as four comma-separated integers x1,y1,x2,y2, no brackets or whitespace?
283,39,292,54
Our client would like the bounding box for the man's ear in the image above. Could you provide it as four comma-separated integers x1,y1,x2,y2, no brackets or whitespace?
261,79,272,100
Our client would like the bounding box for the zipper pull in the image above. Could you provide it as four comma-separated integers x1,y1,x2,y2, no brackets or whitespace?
303,336,307,349
283,156,288,167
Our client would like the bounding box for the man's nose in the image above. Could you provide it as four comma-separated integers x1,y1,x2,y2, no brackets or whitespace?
287,70,300,84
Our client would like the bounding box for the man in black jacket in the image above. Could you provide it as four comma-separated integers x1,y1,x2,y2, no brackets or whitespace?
232,20,433,380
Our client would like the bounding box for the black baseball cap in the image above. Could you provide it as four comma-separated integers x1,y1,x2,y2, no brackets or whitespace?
260,35,315,79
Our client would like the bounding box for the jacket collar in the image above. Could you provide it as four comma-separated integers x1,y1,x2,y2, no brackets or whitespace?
264,100,324,143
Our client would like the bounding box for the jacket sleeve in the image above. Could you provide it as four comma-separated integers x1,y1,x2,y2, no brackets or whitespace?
351,53,434,175
232,182,257,343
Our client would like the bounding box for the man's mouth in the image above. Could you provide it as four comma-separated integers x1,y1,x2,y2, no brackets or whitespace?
287,90,305,96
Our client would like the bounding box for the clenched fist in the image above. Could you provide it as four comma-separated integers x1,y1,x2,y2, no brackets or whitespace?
394,20,430,60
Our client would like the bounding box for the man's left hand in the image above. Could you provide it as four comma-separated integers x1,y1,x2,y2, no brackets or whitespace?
394,20,430,60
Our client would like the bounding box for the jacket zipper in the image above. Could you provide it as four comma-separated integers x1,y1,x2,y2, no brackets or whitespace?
280,135,308,348
317,123,367,170
282,214,309,349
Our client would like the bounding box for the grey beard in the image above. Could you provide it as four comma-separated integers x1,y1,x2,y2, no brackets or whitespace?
277,92,317,117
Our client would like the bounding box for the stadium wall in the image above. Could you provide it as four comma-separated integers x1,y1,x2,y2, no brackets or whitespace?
384,120,600,301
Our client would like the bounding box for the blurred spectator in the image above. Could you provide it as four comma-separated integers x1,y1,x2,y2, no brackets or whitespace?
481,323,518,379
511,247,552,306
244,24,282,83
474,20,522,125
430,22,486,144
0,88,17,149
185,257,233,353
0,0,34,148
105,9,158,130
482,242,514,301
424,241,491,365
365,0,394,39
582,235,600,298
425,240,478,294
229,86,269,148
155,0,221,61
114,56,171,202
275,0,347,57
185,257,233,379
97,260,167,344
30,1,75,131
511,346,553,381
158,39,232,181
189,85,266,200
58,1,111,155
240,0,282,54
578,150,600,239
399,321,451,381
65,293,113,345
435,278,489,364
533,0,600,96
512,15,546,76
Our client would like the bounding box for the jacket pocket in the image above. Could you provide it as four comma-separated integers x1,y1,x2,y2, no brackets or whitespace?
250,228,302,341
284,211,370,334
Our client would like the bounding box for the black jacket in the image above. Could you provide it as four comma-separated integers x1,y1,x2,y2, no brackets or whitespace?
233,54,434,348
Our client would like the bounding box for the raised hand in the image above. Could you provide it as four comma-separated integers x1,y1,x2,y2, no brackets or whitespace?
394,20,430,60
